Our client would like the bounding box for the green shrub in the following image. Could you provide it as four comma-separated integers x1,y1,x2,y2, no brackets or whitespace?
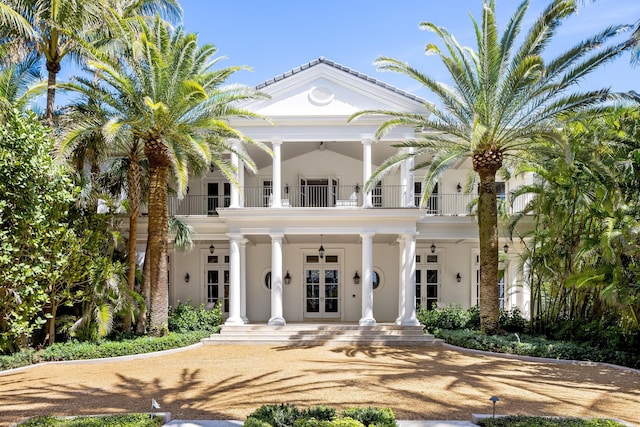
0,349,35,370
436,329,639,369
245,418,273,427
168,300,223,333
341,407,397,427
479,415,627,426
499,307,526,333
19,414,164,426
38,331,208,362
294,418,365,427
249,403,302,427
302,405,337,421
417,304,469,332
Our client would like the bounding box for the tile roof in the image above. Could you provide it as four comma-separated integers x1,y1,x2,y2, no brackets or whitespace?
255,57,426,104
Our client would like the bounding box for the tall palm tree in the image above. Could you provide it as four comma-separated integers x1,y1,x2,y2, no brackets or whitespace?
349,0,634,334
76,16,269,335
0,0,182,123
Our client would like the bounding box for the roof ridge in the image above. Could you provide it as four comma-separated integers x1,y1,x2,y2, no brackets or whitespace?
255,57,426,104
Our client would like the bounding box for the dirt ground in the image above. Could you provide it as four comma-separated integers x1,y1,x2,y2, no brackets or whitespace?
1,343,639,426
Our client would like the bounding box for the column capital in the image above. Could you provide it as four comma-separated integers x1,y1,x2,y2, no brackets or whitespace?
271,138,283,147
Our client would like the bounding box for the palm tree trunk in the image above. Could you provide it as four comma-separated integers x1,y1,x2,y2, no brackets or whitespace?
123,152,141,332
136,238,150,334
474,149,502,335
146,144,170,337
46,60,60,124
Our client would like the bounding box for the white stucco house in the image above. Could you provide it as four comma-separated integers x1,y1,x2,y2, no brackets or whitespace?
137,57,532,327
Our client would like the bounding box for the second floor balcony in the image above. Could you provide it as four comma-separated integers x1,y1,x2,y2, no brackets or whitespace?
167,184,534,217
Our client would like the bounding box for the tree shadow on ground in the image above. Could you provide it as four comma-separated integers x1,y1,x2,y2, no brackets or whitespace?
1,345,638,426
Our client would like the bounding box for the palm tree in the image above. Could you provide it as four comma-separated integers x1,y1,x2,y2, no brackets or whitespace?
349,0,634,334
0,0,182,123
0,48,45,117
76,16,269,335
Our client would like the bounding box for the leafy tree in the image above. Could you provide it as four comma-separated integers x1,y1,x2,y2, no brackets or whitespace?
511,108,640,333
0,110,75,351
75,16,269,335
349,0,633,334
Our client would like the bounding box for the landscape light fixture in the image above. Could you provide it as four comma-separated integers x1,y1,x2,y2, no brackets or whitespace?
209,244,215,254
319,234,325,259
489,396,500,418
284,271,291,285
430,243,436,253
456,273,462,283
184,273,190,283
353,271,361,285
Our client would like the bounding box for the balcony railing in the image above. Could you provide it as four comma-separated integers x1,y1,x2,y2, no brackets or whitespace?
167,185,534,216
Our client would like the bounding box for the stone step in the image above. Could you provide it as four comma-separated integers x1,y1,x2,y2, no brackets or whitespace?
202,323,443,346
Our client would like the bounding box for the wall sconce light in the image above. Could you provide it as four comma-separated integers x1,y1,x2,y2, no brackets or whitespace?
185,273,190,283
430,243,436,253
285,184,289,194
319,234,325,259
353,271,361,285
456,183,462,193
503,244,509,253
209,244,215,254
186,186,190,194
456,272,462,282
284,271,291,285
355,183,360,193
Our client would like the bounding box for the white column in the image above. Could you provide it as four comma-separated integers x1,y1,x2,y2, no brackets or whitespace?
271,139,282,208
359,232,376,326
268,232,286,325
407,147,416,208
229,140,240,208
362,138,373,208
396,236,407,324
402,233,420,326
240,238,248,323
225,234,243,325
238,154,246,208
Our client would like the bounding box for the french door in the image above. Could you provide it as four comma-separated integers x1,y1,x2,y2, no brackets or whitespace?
206,269,229,314
304,268,340,318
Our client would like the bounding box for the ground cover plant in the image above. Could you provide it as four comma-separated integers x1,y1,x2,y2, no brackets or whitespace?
479,415,628,427
418,304,640,369
18,413,164,426
245,404,397,427
0,303,221,371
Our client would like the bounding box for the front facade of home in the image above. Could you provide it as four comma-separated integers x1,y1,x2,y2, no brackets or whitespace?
136,58,533,326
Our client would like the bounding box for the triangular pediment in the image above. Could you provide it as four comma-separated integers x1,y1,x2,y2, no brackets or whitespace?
241,58,426,117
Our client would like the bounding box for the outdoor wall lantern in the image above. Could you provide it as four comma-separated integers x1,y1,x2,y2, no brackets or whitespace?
355,183,360,193
284,271,291,285
353,271,361,285
319,234,325,259
430,243,436,253
209,244,215,254
456,183,462,193
456,272,462,282
503,244,509,253
184,273,190,283
285,184,289,194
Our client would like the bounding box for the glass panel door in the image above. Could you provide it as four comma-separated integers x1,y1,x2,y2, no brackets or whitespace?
304,268,340,318
206,269,229,313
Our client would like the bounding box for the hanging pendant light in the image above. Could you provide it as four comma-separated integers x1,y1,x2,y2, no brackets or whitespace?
319,234,325,259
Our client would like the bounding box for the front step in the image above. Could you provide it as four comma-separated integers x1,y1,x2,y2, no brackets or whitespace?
202,323,443,346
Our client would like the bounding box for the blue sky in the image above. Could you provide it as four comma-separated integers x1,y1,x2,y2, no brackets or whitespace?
181,0,640,98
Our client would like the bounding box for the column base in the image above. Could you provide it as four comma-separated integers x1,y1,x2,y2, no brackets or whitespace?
241,316,250,324
268,316,286,326
359,317,376,326
225,316,245,326
394,316,403,325
400,317,421,327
